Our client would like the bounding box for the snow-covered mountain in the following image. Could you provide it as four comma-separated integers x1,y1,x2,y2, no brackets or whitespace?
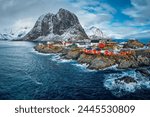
86,26,109,39
22,8,88,41
0,27,31,40
0,33,13,40
86,26,103,37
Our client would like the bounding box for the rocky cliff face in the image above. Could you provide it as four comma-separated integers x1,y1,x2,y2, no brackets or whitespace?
34,42,150,70
23,8,88,41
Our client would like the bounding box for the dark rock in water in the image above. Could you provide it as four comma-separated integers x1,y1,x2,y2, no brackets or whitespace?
123,40,144,49
115,76,137,84
23,8,88,41
136,68,150,77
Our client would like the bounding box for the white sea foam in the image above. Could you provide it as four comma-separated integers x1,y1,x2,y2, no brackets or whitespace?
72,63,88,71
50,54,75,63
31,48,55,56
103,64,118,70
34,80,43,85
72,63,97,72
104,69,150,97
58,59,74,63
142,81,150,88
50,54,61,61
119,41,127,45
25,74,43,85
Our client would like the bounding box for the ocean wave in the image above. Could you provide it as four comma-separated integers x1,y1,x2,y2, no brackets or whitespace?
104,70,150,97
24,74,43,86
103,64,118,71
72,63,97,72
50,54,61,61
50,55,75,64
58,58,75,63
33,80,43,85
31,49,55,56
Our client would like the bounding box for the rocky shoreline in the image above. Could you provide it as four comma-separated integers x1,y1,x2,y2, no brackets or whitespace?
34,40,150,84
32,40,150,98
34,40,150,70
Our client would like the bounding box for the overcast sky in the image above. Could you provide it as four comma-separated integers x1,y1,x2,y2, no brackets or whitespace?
0,0,150,39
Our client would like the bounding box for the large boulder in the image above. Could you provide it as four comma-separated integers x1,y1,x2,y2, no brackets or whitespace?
34,44,63,53
64,48,81,60
117,59,138,69
88,56,116,70
135,49,150,58
23,8,88,41
115,76,137,84
123,40,144,49
77,53,95,64
137,56,150,66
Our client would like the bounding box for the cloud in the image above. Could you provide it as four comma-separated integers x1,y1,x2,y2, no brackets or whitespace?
0,0,72,32
12,18,34,30
123,0,150,26
69,0,116,35
0,0,117,37
0,0,149,39
126,30,150,39
77,10,113,28
97,22,141,39
100,3,117,14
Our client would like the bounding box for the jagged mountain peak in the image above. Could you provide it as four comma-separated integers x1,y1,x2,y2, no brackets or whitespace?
89,26,103,37
23,8,88,41
58,8,71,14
57,8,79,24
86,26,109,39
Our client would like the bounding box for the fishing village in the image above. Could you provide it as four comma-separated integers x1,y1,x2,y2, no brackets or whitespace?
34,38,150,71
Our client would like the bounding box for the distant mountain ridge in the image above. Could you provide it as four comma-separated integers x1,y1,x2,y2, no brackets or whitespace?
86,26,109,40
0,27,30,40
0,9,110,41
22,8,88,41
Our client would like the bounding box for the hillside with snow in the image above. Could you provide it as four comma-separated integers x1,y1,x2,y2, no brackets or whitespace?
22,8,88,41
86,26,110,40
0,27,31,40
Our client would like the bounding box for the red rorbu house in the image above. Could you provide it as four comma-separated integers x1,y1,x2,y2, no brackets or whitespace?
82,41,116,56
104,50,114,56
119,50,132,56
47,42,53,48
83,48,114,56
98,43,106,49
83,48,101,55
